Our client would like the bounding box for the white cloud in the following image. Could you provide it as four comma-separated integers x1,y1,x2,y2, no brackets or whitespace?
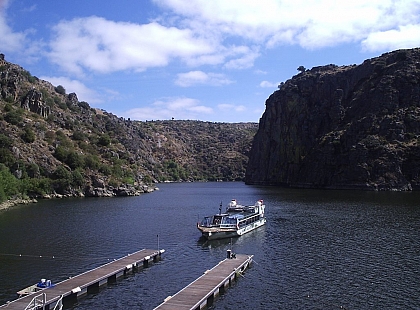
0,0,26,53
124,97,213,121
218,103,246,113
48,17,216,75
361,24,420,52
40,76,102,104
22,4,37,12
154,0,420,51
260,81,278,88
224,46,260,69
254,69,267,75
175,70,233,87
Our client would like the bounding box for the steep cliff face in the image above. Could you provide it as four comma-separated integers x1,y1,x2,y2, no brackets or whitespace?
245,48,420,191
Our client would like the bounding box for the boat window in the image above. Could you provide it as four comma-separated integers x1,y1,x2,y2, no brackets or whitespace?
213,215,223,225
201,217,212,226
222,217,237,225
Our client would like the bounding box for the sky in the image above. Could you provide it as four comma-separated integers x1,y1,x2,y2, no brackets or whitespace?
1,0,420,123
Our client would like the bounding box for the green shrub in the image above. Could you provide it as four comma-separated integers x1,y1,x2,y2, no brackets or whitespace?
98,134,111,146
53,146,68,162
142,175,153,184
21,127,36,143
99,164,112,176
4,103,13,112
4,109,23,125
84,155,100,170
0,134,13,148
4,96,14,103
122,176,134,185
45,97,54,107
0,148,16,168
72,131,86,141
45,130,56,143
58,101,67,110
66,151,84,170
52,165,71,180
22,70,37,83
26,163,40,178
71,169,84,187
20,177,52,196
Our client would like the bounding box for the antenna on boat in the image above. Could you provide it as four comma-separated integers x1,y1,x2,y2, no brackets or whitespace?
219,201,222,214
157,234,159,252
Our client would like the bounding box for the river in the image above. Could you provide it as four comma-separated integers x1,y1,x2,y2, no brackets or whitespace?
0,182,419,309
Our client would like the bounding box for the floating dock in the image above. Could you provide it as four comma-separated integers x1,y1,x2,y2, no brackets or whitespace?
0,248,164,310
154,253,253,310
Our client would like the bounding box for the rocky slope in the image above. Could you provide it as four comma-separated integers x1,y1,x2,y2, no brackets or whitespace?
245,48,420,191
0,54,257,201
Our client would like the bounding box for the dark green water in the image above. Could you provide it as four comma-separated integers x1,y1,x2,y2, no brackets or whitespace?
0,182,419,309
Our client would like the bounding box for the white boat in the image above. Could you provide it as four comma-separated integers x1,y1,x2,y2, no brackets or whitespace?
17,279,54,297
197,199,266,240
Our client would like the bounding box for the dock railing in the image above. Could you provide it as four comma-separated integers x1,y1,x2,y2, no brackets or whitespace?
23,292,46,310
52,295,63,310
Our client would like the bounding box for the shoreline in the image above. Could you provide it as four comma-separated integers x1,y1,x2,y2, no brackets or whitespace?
0,186,159,212
0,198,38,211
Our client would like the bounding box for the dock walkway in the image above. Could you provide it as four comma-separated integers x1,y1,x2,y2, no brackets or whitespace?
154,253,253,310
1,248,164,310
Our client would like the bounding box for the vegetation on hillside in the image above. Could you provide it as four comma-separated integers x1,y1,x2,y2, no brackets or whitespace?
0,56,258,202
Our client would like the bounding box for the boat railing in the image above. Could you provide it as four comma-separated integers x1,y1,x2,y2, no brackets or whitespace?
220,223,237,229
23,292,46,310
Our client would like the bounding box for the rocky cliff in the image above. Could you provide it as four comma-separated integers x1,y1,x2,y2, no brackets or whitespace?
245,48,420,191
0,54,257,202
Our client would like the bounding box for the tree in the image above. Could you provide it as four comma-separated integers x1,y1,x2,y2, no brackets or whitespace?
297,65,306,73
0,164,19,202
55,85,66,95
52,165,72,194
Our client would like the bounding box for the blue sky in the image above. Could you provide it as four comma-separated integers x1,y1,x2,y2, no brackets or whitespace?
1,0,420,123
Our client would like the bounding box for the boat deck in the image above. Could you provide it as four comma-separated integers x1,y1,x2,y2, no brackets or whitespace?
154,254,253,310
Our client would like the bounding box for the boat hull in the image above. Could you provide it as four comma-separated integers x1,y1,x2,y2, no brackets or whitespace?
199,217,266,240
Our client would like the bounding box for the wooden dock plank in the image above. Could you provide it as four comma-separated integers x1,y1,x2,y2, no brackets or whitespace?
154,254,253,310
1,248,163,309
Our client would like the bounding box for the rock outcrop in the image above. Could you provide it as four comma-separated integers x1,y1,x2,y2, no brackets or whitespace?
22,89,51,118
245,48,420,191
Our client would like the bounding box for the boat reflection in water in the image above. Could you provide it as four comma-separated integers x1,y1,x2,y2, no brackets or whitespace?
197,199,266,240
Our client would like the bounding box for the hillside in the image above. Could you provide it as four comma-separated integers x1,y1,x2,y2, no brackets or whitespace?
245,48,420,191
0,54,257,202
